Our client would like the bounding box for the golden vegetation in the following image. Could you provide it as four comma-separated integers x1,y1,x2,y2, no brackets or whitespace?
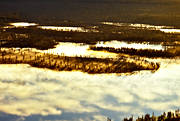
0,48,159,74
90,46,180,58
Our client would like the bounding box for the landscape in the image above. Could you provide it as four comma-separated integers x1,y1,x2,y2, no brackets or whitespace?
0,0,180,121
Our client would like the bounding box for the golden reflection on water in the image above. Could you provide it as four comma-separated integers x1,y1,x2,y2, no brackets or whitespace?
101,22,180,34
38,26,89,32
41,42,117,58
9,22,38,27
128,23,169,29
37,41,164,58
160,29,180,33
0,59,180,119
101,22,172,30
96,40,165,50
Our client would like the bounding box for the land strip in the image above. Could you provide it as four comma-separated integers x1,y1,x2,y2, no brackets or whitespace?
0,48,159,74
90,46,180,58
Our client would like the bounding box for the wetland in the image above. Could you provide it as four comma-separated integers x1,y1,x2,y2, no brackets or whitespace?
0,10,180,121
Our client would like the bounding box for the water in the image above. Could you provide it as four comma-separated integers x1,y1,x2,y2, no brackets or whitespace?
38,26,90,32
96,40,165,50
4,22,180,34
34,41,166,59
9,22,38,27
102,22,180,33
160,29,180,33
1,21,180,121
3,22,99,32
101,22,172,30
0,58,180,121
37,42,118,58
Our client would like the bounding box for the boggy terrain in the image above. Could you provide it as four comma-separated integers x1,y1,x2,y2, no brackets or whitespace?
0,48,159,74
0,17,179,73
0,17,180,50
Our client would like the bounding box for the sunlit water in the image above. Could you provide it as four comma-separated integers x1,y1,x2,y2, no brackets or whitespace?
160,29,180,33
0,40,166,60
38,26,99,32
10,22,38,27
4,22,180,33
1,21,180,121
3,22,98,32
102,22,180,33
38,42,118,58
0,58,180,121
101,22,172,29
2,22,38,29
38,26,89,32
35,41,165,59
96,40,165,50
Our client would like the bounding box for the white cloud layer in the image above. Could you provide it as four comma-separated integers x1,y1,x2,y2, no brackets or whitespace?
0,59,180,120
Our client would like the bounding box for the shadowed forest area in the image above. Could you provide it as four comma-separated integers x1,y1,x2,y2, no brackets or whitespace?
121,109,180,121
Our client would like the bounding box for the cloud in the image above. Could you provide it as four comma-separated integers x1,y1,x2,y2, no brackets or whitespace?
0,60,180,120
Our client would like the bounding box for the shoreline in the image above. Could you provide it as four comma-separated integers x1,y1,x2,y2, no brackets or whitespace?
0,48,159,74
90,46,180,58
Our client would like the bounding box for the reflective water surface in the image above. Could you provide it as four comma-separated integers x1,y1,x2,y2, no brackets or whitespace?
102,22,180,33
39,42,118,58
38,26,89,32
4,22,180,34
35,41,165,59
96,41,165,50
160,29,180,33
101,22,172,30
0,58,180,121
3,22,98,33
38,26,99,32
1,21,180,121
9,22,38,27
